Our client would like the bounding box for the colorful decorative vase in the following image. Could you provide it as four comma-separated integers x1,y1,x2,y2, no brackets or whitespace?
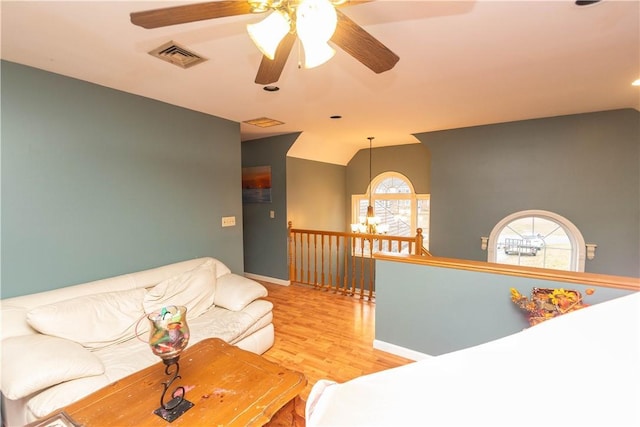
147,305,190,364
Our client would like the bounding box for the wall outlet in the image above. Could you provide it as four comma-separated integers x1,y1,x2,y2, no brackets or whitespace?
270,210,275,219
221,216,236,227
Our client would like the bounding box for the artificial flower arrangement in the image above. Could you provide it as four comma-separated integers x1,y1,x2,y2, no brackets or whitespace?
510,287,593,326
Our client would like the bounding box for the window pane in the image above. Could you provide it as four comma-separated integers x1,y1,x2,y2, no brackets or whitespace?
417,198,430,248
374,177,411,194
374,199,411,236
352,173,430,253
496,216,571,270
357,199,369,223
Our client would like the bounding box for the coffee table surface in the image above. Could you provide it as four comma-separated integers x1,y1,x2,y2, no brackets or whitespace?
59,338,306,426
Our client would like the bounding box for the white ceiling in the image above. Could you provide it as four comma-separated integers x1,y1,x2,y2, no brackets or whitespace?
1,0,638,165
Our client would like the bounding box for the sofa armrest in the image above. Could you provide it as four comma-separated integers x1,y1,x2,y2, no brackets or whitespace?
214,274,268,311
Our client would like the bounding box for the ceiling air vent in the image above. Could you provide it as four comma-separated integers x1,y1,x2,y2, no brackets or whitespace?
243,117,285,128
149,41,207,69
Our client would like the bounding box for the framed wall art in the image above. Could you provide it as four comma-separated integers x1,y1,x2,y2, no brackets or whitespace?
242,166,272,203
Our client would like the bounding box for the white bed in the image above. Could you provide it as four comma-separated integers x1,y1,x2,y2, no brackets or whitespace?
306,292,640,427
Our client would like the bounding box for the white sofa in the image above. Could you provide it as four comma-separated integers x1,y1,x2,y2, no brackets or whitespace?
0,257,274,426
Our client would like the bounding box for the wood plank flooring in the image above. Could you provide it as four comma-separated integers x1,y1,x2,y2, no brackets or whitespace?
259,282,414,403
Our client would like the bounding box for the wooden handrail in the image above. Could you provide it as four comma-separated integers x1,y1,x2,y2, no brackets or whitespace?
288,226,426,253
374,252,640,291
288,222,430,300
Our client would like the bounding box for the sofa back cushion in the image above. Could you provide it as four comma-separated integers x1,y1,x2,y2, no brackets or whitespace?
143,258,217,319
214,274,268,311
1,305,34,339
24,259,218,350
26,288,147,349
1,257,230,342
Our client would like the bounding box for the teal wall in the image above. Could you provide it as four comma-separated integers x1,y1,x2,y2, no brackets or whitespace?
287,157,346,232
286,157,348,285
416,109,640,277
244,143,429,282
375,259,636,356
1,61,244,298
346,143,431,231
10,60,634,298
241,134,298,280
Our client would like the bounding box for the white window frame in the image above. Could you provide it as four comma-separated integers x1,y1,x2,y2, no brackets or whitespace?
487,209,587,272
351,172,430,254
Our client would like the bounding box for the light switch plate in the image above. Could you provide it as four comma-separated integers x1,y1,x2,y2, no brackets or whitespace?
221,216,236,227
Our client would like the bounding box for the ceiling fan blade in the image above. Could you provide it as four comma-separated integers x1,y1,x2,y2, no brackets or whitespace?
130,1,254,29
331,9,399,74
255,32,297,85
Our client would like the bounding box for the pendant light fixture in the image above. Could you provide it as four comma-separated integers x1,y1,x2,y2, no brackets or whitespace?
364,136,383,233
350,136,383,234
366,136,375,221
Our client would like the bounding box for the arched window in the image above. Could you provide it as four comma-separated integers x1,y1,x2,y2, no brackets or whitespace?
487,210,586,272
352,172,430,251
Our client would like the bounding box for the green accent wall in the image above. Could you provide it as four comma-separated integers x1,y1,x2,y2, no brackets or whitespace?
1,61,244,298
241,134,298,280
242,143,429,281
287,157,346,232
285,157,348,285
416,109,640,277
345,143,431,230
375,259,635,356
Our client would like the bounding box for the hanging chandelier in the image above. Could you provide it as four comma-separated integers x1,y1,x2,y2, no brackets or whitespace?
246,0,344,69
366,136,375,223
351,137,387,235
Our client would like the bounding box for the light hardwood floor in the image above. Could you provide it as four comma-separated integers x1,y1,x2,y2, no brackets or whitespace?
259,282,414,403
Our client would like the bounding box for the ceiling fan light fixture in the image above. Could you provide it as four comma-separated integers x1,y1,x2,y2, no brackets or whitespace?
301,41,335,68
296,0,337,42
296,0,337,68
248,0,275,13
247,10,291,60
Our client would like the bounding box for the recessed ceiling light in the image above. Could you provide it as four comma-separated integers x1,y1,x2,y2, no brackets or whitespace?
263,85,279,92
330,115,342,119
632,79,640,87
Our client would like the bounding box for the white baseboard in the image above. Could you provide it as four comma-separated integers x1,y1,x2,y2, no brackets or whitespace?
244,273,290,286
373,339,433,361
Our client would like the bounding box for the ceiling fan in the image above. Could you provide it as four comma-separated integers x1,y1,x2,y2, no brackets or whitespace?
130,0,399,85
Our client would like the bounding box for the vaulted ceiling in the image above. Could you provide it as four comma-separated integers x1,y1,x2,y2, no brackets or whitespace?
2,0,638,165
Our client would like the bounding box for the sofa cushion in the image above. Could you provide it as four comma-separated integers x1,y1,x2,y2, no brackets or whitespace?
211,258,231,278
143,258,217,319
27,375,110,419
214,274,268,311
1,305,34,339
1,335,105,400
26,288,147,349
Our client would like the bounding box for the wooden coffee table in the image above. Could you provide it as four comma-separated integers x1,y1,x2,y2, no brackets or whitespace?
57,338,306,426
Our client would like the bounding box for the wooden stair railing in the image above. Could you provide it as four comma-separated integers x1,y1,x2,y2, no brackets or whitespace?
288,222,430,300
